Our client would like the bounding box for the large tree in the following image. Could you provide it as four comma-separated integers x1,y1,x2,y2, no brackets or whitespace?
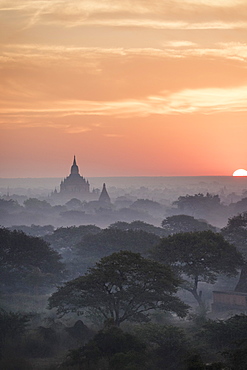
0,228,65,292
76,228,160,259
221,212,247,292
49,251,188,326
161,215,216,235
172,193,227,225
151,231,244,307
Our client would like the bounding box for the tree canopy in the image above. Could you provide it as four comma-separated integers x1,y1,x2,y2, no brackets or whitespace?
109,220,166,237
65,326,147,369
45,224,101,251
151,230,244,307
76,227,160,258
49,251,188,326
222,213,247,292
172,193,226,225
161,215,216,235
0,227,66,292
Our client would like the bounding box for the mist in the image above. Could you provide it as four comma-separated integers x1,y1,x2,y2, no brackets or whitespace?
1,175,247,369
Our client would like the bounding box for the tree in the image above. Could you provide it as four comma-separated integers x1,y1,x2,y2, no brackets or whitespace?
161,215,217,235
173,193,221,215
49,251,188,326
9,224,54,238
151,231,244,307
44,224,101,251
130,199,165,216
199,314,247,352
109,220,167,237
23,198,51,210
76,228,160,259
0,309,30,351
172,193,226,225
134,323,190,370
197,314,247,368
221,213,247,292
64,326,148,370
0,228,66,292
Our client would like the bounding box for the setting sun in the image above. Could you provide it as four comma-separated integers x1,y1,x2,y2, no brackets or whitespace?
233,169,247,177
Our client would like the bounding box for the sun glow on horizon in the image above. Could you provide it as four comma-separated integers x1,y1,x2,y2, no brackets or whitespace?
233,169,247,176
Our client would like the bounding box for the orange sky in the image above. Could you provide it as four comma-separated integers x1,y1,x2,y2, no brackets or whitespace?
1,0,247,177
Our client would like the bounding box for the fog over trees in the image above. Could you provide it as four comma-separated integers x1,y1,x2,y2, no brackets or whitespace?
2,177,247,368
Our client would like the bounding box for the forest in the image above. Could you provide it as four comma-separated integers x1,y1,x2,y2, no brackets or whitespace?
1,189,247,369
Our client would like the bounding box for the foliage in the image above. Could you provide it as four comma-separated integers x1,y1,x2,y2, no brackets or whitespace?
76,228,160,259
172,193,225,225
44,225,101,251
64,326,148,370
230,196,247,215
0,199,22,212
0,308,30,343
221,212,247,257
129,199,165,218
161,215,216,235
45,225,102,278
23,198,51,210
65,198,83,209
222,339,247,370
173,193,221,212
0,308,30,359
109,220,167,237
8,224,54,237
0,227,66,292
194,314,247,369
134,323,190,370
199,314,247,352
151,231,244,306
221,213,247,292
49,251,188,326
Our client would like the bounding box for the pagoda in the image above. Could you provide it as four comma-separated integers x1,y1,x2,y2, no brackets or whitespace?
59,156,91,200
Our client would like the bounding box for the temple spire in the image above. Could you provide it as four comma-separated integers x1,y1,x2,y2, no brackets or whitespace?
99,183,111,203
70,155,79,175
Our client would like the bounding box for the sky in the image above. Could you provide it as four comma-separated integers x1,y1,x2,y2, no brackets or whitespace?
1,0,247,178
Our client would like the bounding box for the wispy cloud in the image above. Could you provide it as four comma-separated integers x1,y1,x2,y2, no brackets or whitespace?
2,0,247,31
1,85,247,125
64,126,92,134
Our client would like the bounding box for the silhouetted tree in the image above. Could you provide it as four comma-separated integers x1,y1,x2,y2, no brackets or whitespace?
222,212,247,292
49,251,188,326
76,227,160,258
45,225,101,251
0,228,65,292
151,231,243,307
23,198,51,210
0,308,30,359
172,193,226,225
161,215,216,235
134,323,190,370
109,220,166,236
64,326,148,369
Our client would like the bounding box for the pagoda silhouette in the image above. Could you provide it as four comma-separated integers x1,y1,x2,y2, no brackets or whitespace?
53,156,110,203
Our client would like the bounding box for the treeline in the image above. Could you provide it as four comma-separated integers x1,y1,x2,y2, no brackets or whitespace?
2,203,247,367
2,308,247,369
2,192,247,228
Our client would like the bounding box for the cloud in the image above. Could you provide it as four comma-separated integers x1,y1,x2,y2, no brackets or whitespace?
2,0,247,31
64,126,92,134
1,85,247,127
